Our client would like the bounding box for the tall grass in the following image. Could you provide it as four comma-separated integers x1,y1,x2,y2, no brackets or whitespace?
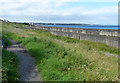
2,22,118,81
2,32,20,82
2,49,19,82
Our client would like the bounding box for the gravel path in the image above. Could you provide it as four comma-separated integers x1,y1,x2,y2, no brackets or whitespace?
7,39,41,81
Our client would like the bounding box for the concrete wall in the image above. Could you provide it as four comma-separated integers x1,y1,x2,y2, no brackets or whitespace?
37,26,119,48
39,26,119,37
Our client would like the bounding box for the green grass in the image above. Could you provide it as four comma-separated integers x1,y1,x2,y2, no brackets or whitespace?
31,30,118,54
20,36,118,81
2,33,19,82
2,21,118,81
2,49,19,82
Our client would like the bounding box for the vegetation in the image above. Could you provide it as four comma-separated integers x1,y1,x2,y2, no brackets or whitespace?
2,36,19,82
2,35,12,47
2,21,118,81
2,49,19,82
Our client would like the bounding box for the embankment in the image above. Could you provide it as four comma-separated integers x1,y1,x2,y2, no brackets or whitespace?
37,26,119,48
2,21,118,81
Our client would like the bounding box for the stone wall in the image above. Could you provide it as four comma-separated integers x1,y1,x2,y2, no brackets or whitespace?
37,26,119,48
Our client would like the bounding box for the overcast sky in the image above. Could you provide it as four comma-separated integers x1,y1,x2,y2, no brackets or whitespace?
0,0,119,25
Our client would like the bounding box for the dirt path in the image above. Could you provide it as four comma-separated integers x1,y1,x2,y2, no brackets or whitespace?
7,39,41,81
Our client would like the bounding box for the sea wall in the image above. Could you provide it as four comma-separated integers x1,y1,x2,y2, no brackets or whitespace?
39,26,119,37
36,26,119,48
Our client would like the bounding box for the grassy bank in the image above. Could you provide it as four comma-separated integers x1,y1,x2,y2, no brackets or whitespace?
2,21,118,81
2,49,19,82
2,36,19,82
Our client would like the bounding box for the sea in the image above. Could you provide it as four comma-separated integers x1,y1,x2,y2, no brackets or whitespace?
35,24,119,30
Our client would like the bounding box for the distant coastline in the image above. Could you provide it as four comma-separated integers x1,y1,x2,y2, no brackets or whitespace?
33,23,117,26
34,23,118,30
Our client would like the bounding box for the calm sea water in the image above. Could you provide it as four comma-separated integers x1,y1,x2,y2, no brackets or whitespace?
36,24,119,30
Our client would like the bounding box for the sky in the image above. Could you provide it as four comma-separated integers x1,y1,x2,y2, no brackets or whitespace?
0,0,119,25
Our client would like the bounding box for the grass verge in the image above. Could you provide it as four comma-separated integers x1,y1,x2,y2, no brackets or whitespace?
2,34,19,82
2,49,19,82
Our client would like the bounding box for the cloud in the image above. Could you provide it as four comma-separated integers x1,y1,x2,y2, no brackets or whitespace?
0,0,118,24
